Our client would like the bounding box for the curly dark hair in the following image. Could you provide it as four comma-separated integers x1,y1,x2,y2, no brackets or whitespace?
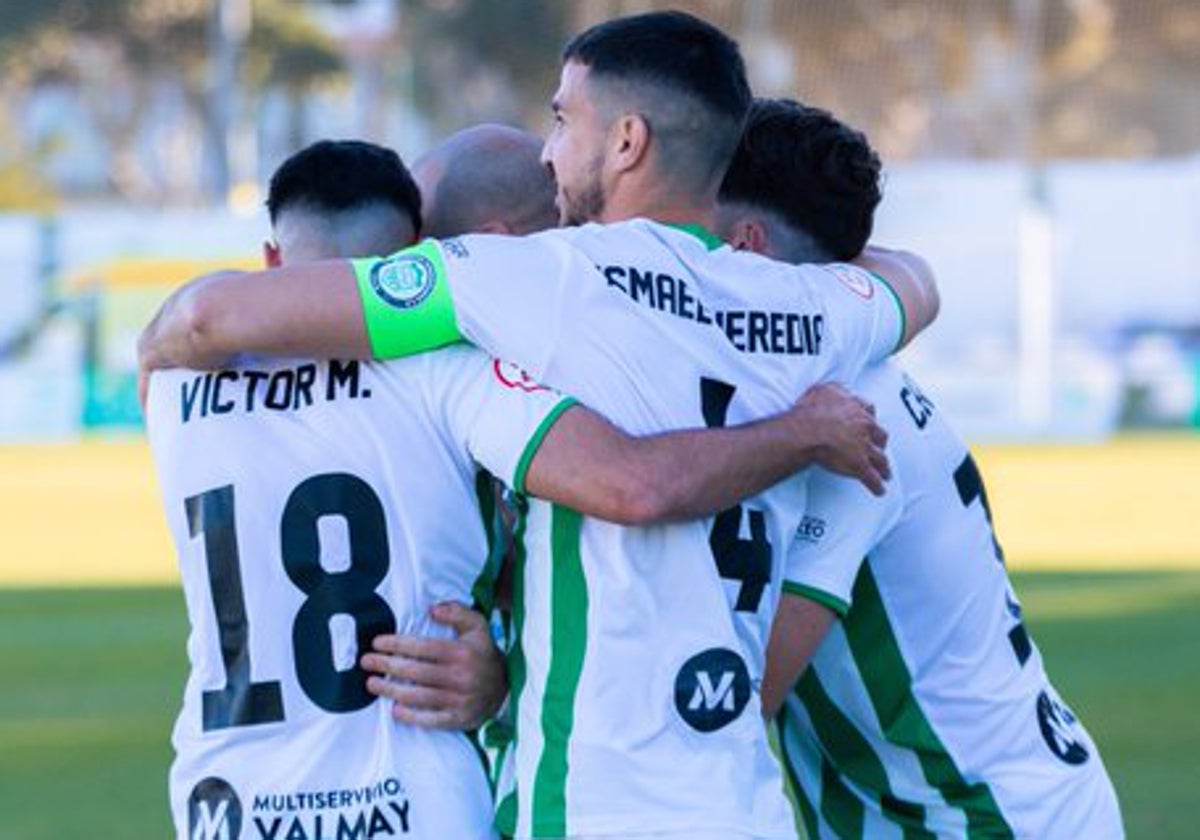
719,98,882,260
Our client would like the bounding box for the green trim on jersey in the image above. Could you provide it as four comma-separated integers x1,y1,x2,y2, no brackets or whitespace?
512,398,580,495
845,564,1014,839
783,580,851,617
777,715,821,840
868,270,907,353
665,222,725,251
530,506,589,837
352,240,463,360
821,757,866,837
470,471,503,614
796,670,935,839
495,498,531,837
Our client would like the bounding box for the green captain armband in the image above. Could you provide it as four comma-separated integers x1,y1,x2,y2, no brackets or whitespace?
352,240,463,359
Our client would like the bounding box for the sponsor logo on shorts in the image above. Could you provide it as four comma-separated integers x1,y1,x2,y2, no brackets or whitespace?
674,647,752,733
1037,689,1090,765
189,777,243,840
827,264,875,300
370,254,437,310
492,359,548,393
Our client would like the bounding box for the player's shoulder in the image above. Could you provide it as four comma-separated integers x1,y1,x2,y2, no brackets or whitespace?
369,343,491,383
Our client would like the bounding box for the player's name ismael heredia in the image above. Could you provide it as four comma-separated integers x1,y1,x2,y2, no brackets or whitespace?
177,359,370,424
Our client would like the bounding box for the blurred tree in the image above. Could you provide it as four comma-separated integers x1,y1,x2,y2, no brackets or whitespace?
0,126,58,213
1,0,1198,206
246,2,344,151
401,0,570,132
0,0,346,204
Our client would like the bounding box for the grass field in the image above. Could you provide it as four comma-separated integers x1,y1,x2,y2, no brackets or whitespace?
2,437,1199,838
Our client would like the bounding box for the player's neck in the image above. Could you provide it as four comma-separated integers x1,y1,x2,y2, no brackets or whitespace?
599,180,717,231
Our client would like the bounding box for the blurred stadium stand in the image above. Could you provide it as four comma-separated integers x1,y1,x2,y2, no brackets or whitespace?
1,0,1198,442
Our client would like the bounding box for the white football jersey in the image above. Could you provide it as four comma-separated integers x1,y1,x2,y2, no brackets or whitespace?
356,219,906,839
778,363,1123,839
146,347,573,840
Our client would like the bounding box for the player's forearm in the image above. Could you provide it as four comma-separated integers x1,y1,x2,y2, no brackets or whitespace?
635,382,890,519
855,245,940,348
523,405,824,525
525,385,887,525
138,261,372,371
761,593,837,718
627,418,822,522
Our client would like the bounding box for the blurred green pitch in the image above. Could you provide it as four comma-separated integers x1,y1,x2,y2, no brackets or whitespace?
1,437,1197,838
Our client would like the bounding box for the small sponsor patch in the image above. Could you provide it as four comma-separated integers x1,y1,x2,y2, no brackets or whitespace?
370,254,437,310
827,264,875,300
442,237,470,259
492,359,548,393
189,777,243,840
674,647,751,733
796,515,827,544
1037,689,1090,765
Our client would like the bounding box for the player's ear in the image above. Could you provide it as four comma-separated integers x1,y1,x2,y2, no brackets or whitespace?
729,219,768,256
264,240,282,269
610,113,650,175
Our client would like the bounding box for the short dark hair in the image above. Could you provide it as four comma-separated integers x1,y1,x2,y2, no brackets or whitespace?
564,10,750,126
719,99,882,260
563,11,751,187
266,139,422,237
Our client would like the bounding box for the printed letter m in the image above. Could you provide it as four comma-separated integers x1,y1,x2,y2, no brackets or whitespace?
191,801,230,840
688,670,735,712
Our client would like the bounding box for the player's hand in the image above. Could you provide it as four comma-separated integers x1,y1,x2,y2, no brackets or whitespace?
137,271,244,373
362,601,508,731
791,383,890,495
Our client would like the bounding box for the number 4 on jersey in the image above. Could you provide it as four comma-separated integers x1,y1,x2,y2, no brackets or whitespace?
701,378,771,613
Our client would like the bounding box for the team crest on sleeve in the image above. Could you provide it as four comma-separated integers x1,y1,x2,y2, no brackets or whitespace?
370,254,438,309
492,359,548,393
827,264,876,301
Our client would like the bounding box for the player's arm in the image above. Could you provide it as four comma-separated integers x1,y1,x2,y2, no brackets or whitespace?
760,449,904,717
137,260,372,371
853,245,939,349
522,382,890,524
138,235,567,375
761,594,838,718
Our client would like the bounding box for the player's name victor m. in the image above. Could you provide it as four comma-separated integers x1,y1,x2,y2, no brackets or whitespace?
178,359,369,423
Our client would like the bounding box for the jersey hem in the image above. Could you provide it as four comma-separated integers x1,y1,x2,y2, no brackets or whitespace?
782,580,850,616
512,398,580,494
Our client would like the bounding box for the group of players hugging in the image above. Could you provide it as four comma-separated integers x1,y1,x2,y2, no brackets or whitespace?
138,10,1123,840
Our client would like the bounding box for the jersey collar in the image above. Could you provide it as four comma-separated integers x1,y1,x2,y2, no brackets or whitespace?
663,222,725,251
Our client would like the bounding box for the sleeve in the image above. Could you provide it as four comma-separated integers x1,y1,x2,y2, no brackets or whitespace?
354,232,574,379
784,467,904,616
438,351,578,492
805,263,905,380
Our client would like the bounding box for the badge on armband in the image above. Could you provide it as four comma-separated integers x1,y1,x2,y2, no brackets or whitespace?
370,254,438,310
